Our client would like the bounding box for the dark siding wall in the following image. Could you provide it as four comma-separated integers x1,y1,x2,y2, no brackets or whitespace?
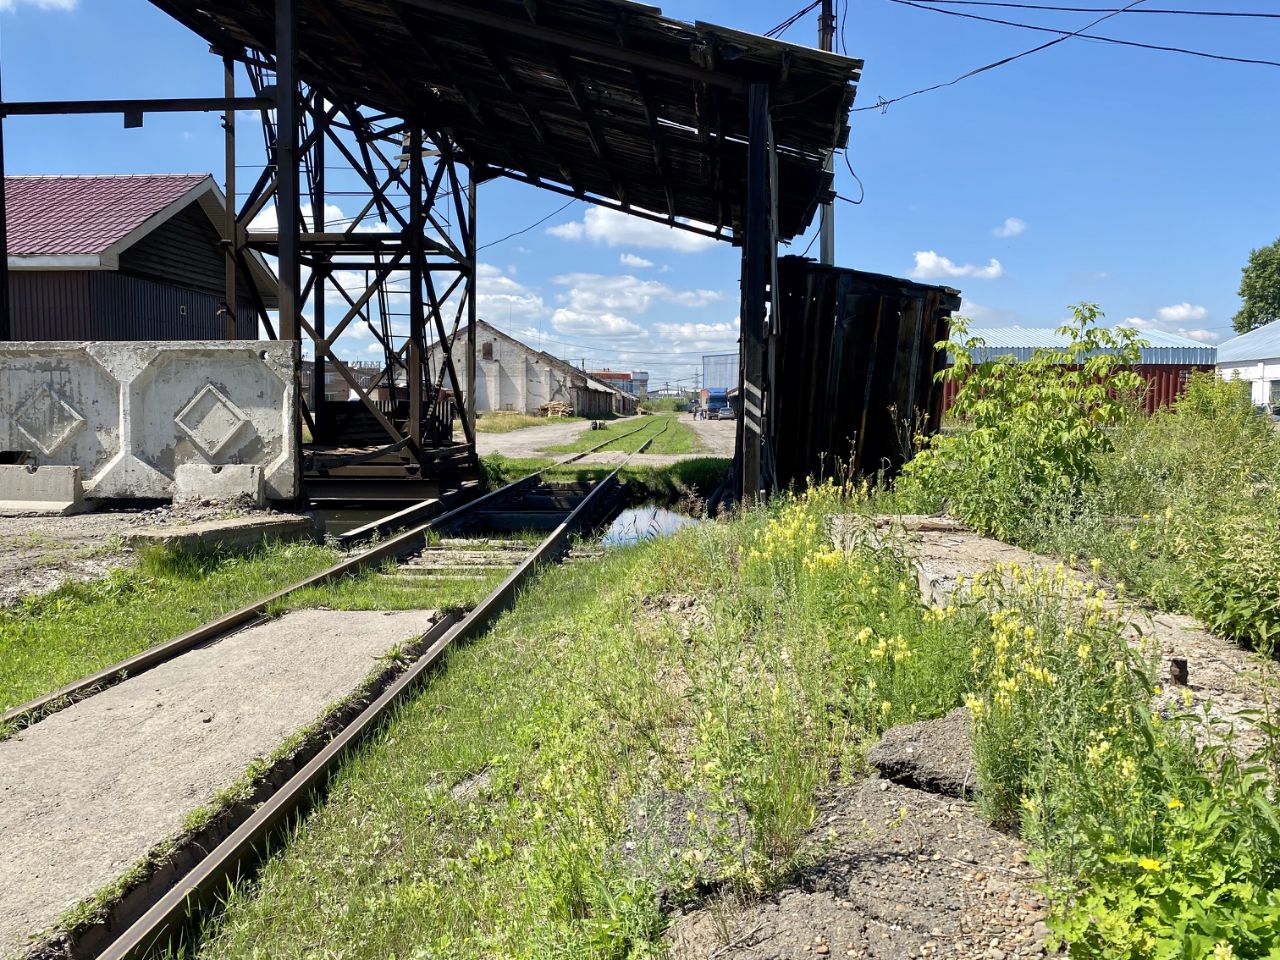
10,270,245,340
118,204,225,294
9,272,94,339
117,201,262,324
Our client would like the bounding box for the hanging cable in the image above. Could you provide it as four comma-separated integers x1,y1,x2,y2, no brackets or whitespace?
855,0,1150,112
901,1,1280,17
888,0,1280,68
765,0,823,38
476,198,579,252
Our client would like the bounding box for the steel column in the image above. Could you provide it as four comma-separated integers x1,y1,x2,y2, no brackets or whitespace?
0,57,9,342
466,174,477,448
222,56,238,339
274,0,300,342
408,125,426,459
818,0,836,266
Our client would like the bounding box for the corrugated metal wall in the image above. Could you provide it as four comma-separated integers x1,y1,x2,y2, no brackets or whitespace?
9,271,255,340
702,352,739,391
9,203,261,341
940,364,1214,417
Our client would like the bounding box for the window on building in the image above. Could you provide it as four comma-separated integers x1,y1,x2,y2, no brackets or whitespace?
1269,380,1280,409
482,341,494,361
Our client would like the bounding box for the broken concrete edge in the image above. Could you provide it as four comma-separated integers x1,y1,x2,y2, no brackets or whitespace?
23,611,447,960
0,464,87,516
174,464,265,507
123,514,321,553
866,707,978,800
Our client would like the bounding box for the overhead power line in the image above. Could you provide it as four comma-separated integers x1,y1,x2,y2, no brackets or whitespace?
477,197,579,252
765,0,823,38
903,1,1280,17
888,0,1280,68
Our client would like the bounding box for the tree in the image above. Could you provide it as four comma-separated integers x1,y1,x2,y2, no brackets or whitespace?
1233,237,1280,335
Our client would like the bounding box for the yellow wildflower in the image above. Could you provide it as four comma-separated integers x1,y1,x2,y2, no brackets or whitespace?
1137,857,1161,872
1167,798,1184,809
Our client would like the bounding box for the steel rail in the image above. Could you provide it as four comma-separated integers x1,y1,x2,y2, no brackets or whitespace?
1,416,667,729
95,456,636,960
336,414,657,545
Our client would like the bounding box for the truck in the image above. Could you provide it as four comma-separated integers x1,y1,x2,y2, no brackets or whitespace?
701,388,731,419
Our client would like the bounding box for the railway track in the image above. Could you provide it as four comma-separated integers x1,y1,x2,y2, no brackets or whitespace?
10,418,671,960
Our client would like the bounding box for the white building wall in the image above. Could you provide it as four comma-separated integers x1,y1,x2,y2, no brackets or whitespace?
435,328,588,415
1218,358,1280,406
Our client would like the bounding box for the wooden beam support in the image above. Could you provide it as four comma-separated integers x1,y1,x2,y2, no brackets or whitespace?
738,82,776,502
552,52,629,208
399,0,747,92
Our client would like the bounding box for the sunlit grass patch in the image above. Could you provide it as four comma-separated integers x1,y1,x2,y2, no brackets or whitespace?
0,540,339,714
473,411,588,434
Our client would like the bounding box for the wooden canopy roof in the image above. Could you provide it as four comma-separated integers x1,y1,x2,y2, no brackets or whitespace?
150,0,862,242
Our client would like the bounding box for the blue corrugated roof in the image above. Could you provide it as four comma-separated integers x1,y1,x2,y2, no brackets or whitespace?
1216,319,1280,365
961,326,1217,366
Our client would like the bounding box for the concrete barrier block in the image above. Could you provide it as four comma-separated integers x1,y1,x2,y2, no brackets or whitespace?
174,463,265,506
0,464,86,515
0,341,298,501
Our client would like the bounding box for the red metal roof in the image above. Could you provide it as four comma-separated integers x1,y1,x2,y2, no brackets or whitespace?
4,174,209,257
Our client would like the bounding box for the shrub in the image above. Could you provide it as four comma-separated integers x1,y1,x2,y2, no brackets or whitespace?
897,304,1144,540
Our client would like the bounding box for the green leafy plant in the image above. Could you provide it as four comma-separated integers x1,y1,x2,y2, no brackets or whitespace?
898,303,1144,539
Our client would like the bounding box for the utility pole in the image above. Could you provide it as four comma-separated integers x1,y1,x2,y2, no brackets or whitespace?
818,0,836,266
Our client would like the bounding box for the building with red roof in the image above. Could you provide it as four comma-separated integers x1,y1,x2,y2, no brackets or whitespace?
4,174,275,340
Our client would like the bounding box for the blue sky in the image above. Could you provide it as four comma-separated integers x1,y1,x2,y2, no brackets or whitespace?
2,0,1278,385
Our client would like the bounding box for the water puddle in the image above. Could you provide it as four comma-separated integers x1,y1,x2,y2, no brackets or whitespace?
602,504,701,547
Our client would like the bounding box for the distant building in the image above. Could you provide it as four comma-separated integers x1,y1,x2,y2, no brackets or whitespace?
430,319,635,418
589,369,649,399
945,326,1217,414
4,174,276,340
1217,320,1280,407
702,352,739,391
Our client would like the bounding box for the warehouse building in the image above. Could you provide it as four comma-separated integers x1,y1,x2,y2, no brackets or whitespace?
431,320,635,419
701,352,739,391
1216,320,1280,408
4,174,276,340
944,326,1217,415
588,369,649,399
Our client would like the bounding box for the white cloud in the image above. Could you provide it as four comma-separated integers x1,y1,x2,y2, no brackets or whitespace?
958,299,1021,326
1156,302,1209,325
992,217,1026,238
910,251,1004,281
0,0,77,10
547,207,716,252
551,309,648,340
552,273,723,315
476,262,546,322
619,253,655,269
655,320,740,352
1120,303,1219,343
250,201,392,233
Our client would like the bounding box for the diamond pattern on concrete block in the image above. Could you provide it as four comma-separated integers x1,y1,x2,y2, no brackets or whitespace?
15,384,86,456
175,384,249,458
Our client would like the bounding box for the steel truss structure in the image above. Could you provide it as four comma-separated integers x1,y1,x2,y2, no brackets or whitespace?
0,31,481,489
0,0,863,501
236,52,479,482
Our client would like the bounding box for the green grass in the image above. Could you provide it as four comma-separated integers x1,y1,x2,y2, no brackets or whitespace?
0,541,339,715
270,559,510,616
179,488,981,959
638,397,690,414
478,455,729,504
541,413,704,456
473,411,589,434
186,486,1280,959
